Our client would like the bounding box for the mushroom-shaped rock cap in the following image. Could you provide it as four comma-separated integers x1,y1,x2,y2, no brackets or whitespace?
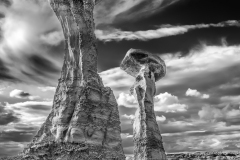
120,48,166,82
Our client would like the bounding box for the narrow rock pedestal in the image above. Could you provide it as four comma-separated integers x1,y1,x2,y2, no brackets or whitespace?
22,0,125,159
121,49,167,160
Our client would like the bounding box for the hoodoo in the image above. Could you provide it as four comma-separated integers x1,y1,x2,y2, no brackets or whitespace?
121,49,167,160
22,0,125,159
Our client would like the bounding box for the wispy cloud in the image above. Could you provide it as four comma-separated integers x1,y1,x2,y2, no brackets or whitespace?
159,43,240,91
94,0,144,25
3,0,238,87
0,0,181,85
37,86,56,92
6,101,52,125
95,20,240,42
101,41,240,105
94,0,179,26
0,0,62,85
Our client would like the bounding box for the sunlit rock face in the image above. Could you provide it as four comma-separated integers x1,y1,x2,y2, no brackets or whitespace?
121,49,167,160
22,0,125,159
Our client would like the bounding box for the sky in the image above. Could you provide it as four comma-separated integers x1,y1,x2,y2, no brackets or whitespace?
0,0,240,157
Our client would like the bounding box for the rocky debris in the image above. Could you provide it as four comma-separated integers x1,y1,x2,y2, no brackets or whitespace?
21,0,125,159
166,151,240,160
2,151,240,160
0,156,23,160
120,49,167,160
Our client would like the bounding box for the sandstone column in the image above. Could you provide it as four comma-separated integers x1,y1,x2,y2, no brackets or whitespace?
121,49,167,160
22,0,125,159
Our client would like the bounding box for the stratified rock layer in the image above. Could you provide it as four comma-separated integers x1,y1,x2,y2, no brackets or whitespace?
22,0,125,159
121,49,167,160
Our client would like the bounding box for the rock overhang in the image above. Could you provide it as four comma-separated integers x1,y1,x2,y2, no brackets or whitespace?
120,48,166,82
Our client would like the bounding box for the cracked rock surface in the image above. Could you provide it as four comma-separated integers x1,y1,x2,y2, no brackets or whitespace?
21,0,125,159
121,49,167,160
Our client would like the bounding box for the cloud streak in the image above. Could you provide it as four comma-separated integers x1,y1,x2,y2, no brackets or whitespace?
94,0,179,26
5,101,52,126
95,20,240,42
0,0,63,85
37,86,56,92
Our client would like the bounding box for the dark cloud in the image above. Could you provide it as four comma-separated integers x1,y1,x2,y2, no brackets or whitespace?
0,142,23,157
25,104,51,111
18,92,30,98
95,0,178,29
0,104,19,125
113,0,240,31
0,130,35,142
0,113,19,125
225,117,240,126
0,13,4,19
98,27,240,71
0,0,12,7
112,0,179,31
6,101,52,117
113,0,154,26
9,89,38,100
28,55,60,75
44,41,64,59
14,125,38,131
0,59,17,81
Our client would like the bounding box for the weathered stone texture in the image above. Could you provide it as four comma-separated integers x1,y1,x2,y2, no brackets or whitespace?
121,49,167,160
22,0,125,159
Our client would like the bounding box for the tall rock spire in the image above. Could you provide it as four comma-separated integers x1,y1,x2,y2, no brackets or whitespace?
22,0,125,159
121,49,167,160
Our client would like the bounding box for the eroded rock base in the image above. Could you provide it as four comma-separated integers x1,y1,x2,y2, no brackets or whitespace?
133,106,167,160
22,80,125,159
23,142,125,160
134,110,166,160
